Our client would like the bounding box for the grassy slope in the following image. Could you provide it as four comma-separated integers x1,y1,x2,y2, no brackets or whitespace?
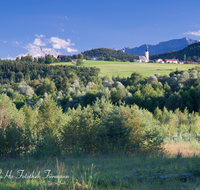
52,61,196,78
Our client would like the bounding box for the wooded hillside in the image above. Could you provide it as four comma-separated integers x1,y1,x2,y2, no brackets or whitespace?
150,42,200,61
82,48,138,61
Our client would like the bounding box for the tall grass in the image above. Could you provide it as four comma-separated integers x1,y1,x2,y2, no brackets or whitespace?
1,144,200,189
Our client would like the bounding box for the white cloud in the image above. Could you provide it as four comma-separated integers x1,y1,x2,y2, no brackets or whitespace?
184,30,200,36
2,55,16,60
3,41,7,43
33,38,46,46
24,43,38,50
65,16,68,20
12,41,19,45
33,34,46,46
66,48,78,53
35,34,45,38
49,37,78,52
17,34,77,53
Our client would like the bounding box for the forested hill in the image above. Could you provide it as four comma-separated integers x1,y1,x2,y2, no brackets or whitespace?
150,42,200,61
82,48,138,61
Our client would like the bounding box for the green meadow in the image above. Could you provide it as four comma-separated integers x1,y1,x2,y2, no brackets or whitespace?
52,61,196,78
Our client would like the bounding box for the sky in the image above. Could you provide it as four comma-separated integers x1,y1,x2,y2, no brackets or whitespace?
1,0,200,59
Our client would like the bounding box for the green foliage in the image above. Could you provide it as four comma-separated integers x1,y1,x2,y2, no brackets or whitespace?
64,55,72,62
82,48,138,61
0,94,25,128
150,42,200,61
45,54,54,64
0,61,100,85
97,106,138,153
61,99,163,155
76,59,84,66
147,75,158,84
22,104,39,131
0,124,32,158
125,72,146,86
31,132,61,158
111,87,126,103
36,78,57,95
78,53,84,59
37,95,66,136
61,105,99,154
82,90,96,107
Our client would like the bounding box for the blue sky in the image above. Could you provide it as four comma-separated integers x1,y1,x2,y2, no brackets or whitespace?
1,0,200,59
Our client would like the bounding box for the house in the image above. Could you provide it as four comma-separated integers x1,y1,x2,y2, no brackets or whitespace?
91,57,99,61
164,59,178,64
155,59,164,63
57,55,65,61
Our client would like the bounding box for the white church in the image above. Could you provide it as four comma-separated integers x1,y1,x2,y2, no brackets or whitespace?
137,45,149,63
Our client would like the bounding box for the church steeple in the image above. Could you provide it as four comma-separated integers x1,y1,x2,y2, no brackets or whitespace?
146,44,148,52
145,44,149,62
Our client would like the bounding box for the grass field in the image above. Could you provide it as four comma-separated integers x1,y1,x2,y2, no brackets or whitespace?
1,142,200,189
52,61,197,78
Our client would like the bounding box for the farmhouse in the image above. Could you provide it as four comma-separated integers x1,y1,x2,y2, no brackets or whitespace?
57,55,65,61
137,45,149,63
164,59,178,64
155,59,164,63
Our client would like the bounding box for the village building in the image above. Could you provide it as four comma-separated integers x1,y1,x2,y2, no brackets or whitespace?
57,55,65,61
137,45,149,63
137,56,148,63
155,59,164,63
164,59,178,64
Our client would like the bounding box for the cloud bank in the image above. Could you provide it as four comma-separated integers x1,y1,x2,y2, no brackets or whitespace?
49,37,77,52
33,34,46,46
184,30,200,36
24,34,77,53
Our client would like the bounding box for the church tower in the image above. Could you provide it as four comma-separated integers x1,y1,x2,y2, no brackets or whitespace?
145,45,149,62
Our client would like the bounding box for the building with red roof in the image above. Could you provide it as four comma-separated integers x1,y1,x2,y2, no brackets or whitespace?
164,59,178,64
57,55,65,61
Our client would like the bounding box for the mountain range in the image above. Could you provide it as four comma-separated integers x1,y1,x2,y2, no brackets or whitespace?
124,37,199,55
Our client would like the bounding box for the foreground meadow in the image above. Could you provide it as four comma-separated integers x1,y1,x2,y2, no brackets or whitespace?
52,61,196,77
1,142,200,190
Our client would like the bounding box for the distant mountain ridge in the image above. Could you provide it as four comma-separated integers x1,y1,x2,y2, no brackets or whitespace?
124,37,198,55
17,47,59,59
